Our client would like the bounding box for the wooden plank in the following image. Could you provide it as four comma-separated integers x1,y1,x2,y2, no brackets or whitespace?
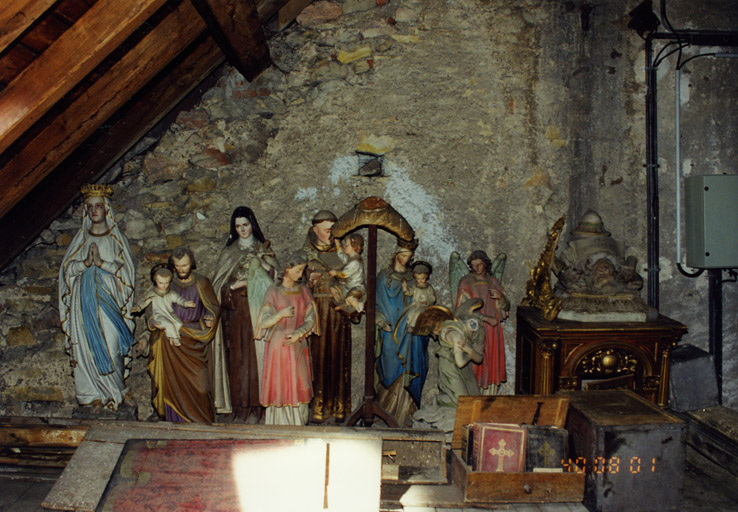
256,0,286,22
0,0,57,54
42,438,124,512
378,428,446,484
0,35,224,270
190,0,270,81
0,44,36,88
18,13,70,53
45,422,384,512
566,389,682,426
683,406,738,478
451,450,584,504
6,480,55,511
0,426,88,447
54,0,96,25
0,447,76,468
277,0,313,31
383,482,465,508
0,0,207,219
0,0,169,155
0,479,33,510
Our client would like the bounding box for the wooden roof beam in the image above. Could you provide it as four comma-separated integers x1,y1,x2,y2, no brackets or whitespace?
0,0,207,219
0,0,169,155
0,0,58,54
256,0,313,33
189,0,270,81
275,0,313,31
0,35,224,270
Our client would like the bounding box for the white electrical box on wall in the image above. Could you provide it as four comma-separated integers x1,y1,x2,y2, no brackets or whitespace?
685,174,738,269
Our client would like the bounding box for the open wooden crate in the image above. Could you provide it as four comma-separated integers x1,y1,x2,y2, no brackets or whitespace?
450,395,585,504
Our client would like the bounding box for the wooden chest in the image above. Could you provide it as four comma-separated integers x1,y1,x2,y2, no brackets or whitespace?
450,395,585,504
565,390,685,512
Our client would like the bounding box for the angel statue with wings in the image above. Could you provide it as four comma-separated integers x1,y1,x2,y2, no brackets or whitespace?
450,250,510,395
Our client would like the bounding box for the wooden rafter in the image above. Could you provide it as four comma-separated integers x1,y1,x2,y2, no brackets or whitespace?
276,0,314,31
0,35,224,269
189,0,271,81
0,0,314,269
0,0,169,155
0,0,207,219
256,0,311,30
0,0,58,54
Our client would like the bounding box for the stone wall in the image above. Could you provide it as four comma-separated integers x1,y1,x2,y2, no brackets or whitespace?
1,0,737,418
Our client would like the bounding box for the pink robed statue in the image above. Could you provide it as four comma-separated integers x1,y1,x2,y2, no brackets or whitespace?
256,252,318,425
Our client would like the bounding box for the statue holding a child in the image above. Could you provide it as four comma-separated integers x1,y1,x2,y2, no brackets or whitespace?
146,247,220,423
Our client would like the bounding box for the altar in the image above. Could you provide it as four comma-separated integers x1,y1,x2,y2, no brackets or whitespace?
515,306,687,405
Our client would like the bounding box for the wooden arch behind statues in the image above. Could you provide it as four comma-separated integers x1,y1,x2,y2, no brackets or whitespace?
332,197,415,427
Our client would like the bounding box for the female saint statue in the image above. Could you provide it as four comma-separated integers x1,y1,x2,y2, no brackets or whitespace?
375,242,429,426
59,184,136,412
211,207,276,421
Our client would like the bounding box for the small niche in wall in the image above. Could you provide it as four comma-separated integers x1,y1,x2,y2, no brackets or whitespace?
357,151,384,178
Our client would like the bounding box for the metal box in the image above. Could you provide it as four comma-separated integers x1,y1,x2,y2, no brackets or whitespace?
685,174,738,268
668,344,719,413
566,390,685,512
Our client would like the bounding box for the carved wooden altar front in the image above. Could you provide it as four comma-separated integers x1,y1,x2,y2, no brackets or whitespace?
515,306,687,406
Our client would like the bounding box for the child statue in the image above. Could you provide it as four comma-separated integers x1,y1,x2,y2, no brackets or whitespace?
402,260,437,332
133,264,196,347
329,233,366,313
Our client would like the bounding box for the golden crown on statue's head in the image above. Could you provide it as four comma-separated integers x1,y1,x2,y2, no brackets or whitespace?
80,184,113,199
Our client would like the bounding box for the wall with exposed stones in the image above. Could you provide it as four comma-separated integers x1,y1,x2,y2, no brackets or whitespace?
1,0,737,419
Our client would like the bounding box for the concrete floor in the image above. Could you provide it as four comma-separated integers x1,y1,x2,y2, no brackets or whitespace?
0,478,55,512
2,446,737,512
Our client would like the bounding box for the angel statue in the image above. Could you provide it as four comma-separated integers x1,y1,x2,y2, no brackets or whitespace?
449,250,510,395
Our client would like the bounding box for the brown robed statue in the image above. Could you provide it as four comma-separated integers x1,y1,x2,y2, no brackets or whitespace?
303,209,352,423
146,247,220,423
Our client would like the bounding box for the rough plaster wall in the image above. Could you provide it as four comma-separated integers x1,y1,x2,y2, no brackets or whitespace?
0,0,736,417
653,3,738,405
